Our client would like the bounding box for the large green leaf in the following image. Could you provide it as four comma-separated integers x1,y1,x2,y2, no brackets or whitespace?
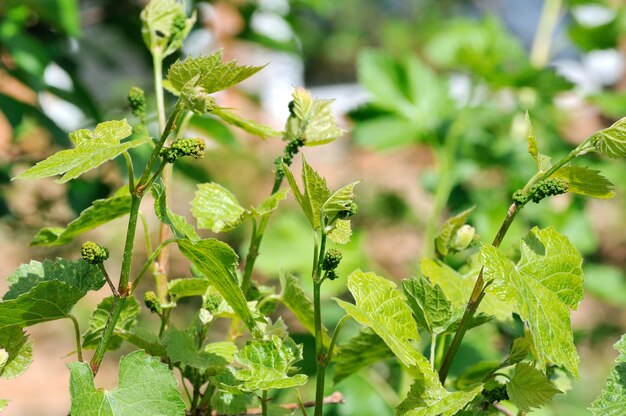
589,334,626,416
141,0,195,57
420,259,514,322
402,276,453,334
191,183,247,233
82,296,140,351
506,362,561,412
480,227,584,377
14,120,147,183
162,327,230,371
166,51,265,95
235,336,307,392
284,87,345,145
552,166,615,199
332,328,393,383
69,350,185,415
278,274,330,346
0,326,33,379
177,239,255,330
334,270,420,368
152,181,200,242
593,116,626,159
0,259,104,330
31,192,132,246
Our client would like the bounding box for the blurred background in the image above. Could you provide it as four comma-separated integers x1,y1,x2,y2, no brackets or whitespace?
1,0,626,414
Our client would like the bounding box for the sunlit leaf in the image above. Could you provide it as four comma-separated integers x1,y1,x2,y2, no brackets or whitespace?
593,116,626,159
553,166,615,199
191,183,247,233
0,326,32,379
589,334,626,416
507,362,561,412
284,87,345,145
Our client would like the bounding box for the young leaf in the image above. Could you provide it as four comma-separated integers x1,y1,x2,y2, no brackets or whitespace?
480,227,584,377
162,327,230,371
499,336,531,369
283,158,331,230
589,334,626,416
69,350,185,415
141,0,195,57
30,192,132,246
593,116,626,159
322,182,359,215
506,362,561,411
0,259,104,330
252,189,288,217
525,112,552,173
397,354,482,416
0,326,33,379
152,181,200,242
334,270,421,368
235,336,308,391
332,328,394,383
327,219,352,245
167,278,210,304
82,296,140,351
402,276,453,334
284,87,345,146
191,183,247,233
420,259,514,322
434,207,474,258
166,51,265,96
278,274,330,346
177,239,256,330
552,166,615,199
14,119,147,183
212,107,281,139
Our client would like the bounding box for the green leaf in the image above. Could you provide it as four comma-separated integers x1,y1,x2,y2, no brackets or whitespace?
500,336,531,369
284,87,345,145
589,334,626,416
278,274,330,346
322,182,359,214
141,0,195,57
552,166,615,199
0,259,104,330
14,119,146,183
480,227,584,377
506,362,561,412
152,181,200,242
212,108,281,140
82,297,140,351
397,356,482,416
327,219,352,245
178,239,255,330
252,189,288,217
31,193,132,246
420,259,514,322
191,183,247,233
69,350,185,415
116,327,167,358
235,336,308,391
210,369,254,415
168,278,210,303
205,342,238,363
593,116,626,159
162,327,230,371
402,276,452,334
455,361,500,390
0,326,33,379
166,51,265,95
434,207,474,258
283,158,331,230
332,328,394,383
334,270,421,368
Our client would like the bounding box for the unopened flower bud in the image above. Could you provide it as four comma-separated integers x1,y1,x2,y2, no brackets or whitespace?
81,241,109,264
451,224,475,251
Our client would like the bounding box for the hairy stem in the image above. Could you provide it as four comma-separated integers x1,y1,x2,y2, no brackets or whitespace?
67,314,82,362
313,233,327,416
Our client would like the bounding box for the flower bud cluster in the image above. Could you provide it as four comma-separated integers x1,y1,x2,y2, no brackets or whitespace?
274,136,306,179
513,178,568,205
160,138,206,163
144,291,161,314
81,241,109,265
127,87,146,119
322,249,342,280
481,385,509,403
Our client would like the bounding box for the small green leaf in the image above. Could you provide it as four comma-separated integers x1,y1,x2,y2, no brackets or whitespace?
191,183,247,233
69,350,185,415
235,336,308,391
322,182,359,215
434,207,474,258
506,362,561,412
162,327,230,371
212,108,281,139
589,334,626,416
334,270,421,368
327,219,352,245
593,116,626,159
283,158,331,230
332,328,393,383
141,0,195,57
552,166,615,199
525,112,552,173
167,51,265,95
402,276,452,334
14,119,146,183
82,297,140,351
278,274,330,346
455,361,500,390
284,87,345,145
500,336,531,369
178,239,255,330
116,327,167,358
30,192,132,246
0,326,33,379
152,181,200,242
252,189,288,217
480,227,584,377
168,278,210,303
0,259,104,330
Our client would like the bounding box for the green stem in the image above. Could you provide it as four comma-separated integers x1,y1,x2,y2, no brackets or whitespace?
530,0,563,68
314,233,327,416
434,333,447,370
99,263,118,297
295,390,307,416
138,210,153,254
429,333,437,369
326,315,350,365
90,296,127,374
123,152,135,193
198,384,215,414
67,314,83,362
131,238,179,293
153,51,166,134
261,390,268,416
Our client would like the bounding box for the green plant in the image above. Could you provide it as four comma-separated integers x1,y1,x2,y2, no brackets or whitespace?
2,1,626,415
